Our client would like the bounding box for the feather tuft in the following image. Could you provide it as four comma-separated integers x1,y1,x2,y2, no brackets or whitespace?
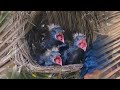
47,24,60,31
45,49,51,56
51,47,59,52
73,33,86,39
45,47,59,56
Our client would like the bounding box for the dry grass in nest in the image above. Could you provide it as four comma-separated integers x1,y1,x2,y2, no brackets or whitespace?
0,11,107,78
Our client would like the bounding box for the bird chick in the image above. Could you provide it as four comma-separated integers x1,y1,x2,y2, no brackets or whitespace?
44,47,62,66
72,33,87,52
39,23,65,54
30,23,65,61
47,24,65,43
60,33,87,65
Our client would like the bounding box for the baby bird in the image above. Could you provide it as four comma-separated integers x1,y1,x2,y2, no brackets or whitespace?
33,47,62,66
59,33,87,65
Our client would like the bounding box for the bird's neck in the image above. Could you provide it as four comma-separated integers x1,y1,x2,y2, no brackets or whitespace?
45,57,53,66
71,45,79,50
43,35,56,49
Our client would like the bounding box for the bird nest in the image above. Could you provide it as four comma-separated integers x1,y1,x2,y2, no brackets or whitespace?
0,11,107,76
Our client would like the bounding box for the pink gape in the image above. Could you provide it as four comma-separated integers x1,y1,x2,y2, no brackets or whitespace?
54,56,62,66
55,33,64,43
77,39,87,51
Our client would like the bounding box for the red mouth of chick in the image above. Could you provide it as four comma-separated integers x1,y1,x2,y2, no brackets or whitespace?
54,56,62,66
56,33,64,43
78,39,87,51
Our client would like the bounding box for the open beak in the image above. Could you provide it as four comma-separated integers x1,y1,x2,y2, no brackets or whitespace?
61,38,64,43
59,61,62,66
54,56,62,66
56,33,65,43
78,39,87,51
